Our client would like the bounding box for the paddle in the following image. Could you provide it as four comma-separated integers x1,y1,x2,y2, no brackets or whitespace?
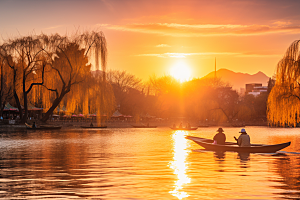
25,123,32,128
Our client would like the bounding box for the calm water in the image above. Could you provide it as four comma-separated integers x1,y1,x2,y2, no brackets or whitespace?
0,126,300,199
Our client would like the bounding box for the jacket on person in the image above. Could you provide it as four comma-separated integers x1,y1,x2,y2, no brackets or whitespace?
237,133,251,146
213,132,226,145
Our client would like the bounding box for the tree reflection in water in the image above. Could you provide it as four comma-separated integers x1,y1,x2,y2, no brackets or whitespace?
272,154,300,199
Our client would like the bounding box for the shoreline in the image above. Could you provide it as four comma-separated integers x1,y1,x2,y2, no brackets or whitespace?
0,120,269,131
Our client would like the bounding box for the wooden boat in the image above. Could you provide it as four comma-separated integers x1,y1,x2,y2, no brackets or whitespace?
80,126,107,128
171,127,198,130
132,125,157,128
186,136,291,153
25,123,62,130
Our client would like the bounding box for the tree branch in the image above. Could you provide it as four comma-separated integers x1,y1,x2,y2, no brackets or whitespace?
42,85,59,98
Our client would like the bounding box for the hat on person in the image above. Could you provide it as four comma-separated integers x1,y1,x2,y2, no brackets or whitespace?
239,128,246,133
217,128,224,132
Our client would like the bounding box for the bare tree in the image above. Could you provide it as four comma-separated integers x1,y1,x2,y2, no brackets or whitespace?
107,69,142,92
209,86,240,123
107,69,142,110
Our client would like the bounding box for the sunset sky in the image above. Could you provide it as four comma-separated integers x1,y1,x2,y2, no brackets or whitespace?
1,0,300,81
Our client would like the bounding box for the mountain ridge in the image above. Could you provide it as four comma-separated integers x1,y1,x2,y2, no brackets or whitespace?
203,68,270,90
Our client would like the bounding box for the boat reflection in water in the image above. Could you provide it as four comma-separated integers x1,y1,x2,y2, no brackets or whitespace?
238,152,250,161
214,151,226,160
169,130,191,199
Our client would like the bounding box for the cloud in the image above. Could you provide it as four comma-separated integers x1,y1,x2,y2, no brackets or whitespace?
156,44,171,47
98,22,300,37
45,25,64,30
237,53,282,58
273,21,292,27
135,52,280,58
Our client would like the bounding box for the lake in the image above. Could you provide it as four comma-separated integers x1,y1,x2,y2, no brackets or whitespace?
0,126,299,199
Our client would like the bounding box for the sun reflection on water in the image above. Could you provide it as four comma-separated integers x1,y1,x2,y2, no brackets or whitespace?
169,130,191,199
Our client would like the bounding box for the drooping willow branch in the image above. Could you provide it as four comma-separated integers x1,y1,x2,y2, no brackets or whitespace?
268,39,300,127
0,30,108,122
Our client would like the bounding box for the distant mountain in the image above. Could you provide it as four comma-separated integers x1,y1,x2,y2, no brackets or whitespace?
203,68,270,91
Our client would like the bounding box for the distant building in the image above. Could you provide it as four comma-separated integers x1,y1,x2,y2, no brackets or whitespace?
246,83,262,93
245,83,268,97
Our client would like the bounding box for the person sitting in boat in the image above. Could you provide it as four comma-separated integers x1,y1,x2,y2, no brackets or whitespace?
234,128,251,146
213,128,226,145
32,122,36,129
186,123,191,129
90,122,94,127
179,123,183,128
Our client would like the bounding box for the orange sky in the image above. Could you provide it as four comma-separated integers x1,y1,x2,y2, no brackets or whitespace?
1,0,300,80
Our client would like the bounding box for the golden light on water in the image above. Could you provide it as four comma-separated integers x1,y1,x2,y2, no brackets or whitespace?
169,130,191,199
170,60,192,83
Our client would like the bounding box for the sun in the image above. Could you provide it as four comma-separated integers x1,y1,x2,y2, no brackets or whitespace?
170,61,192,83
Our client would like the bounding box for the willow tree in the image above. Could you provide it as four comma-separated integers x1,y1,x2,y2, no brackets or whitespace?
40,31,108,122
0,31,108,123
268,40,300,127
0,35,51,122
90,72,115,126
0,55,14,116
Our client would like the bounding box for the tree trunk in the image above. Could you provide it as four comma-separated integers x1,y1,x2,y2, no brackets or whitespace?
14,91,23,122
0,63,3,118
23,92,28,122
0,101,6,118
22,71,29,123
41,95,64,122
41,87,70,122
11,68,23,121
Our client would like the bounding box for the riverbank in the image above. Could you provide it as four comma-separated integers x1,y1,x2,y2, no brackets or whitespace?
0,120,268,131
